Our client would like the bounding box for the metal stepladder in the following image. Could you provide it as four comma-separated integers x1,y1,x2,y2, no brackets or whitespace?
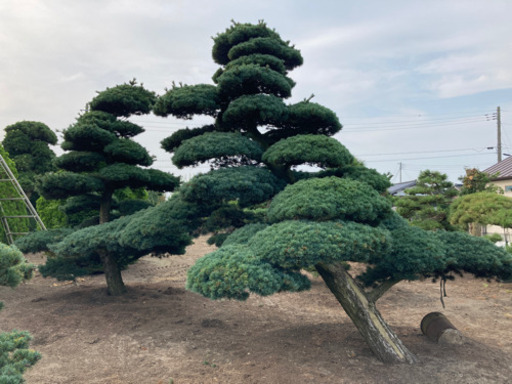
0,154,46,244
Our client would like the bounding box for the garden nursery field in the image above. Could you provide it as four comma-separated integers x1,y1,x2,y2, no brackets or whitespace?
1,235,512,384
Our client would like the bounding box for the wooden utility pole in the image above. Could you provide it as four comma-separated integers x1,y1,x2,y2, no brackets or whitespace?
497,106,502,162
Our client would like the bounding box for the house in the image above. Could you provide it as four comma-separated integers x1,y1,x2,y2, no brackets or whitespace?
483,156,512,197
482,157,512,243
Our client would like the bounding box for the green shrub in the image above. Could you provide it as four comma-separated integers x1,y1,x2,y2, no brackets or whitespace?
0,243,40,382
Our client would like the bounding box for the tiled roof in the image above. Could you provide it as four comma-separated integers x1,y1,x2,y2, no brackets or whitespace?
483,156,512,180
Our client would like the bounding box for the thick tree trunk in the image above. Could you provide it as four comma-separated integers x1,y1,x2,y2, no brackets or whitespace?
98,249,126,296
315,262,417,364
99,189,113,224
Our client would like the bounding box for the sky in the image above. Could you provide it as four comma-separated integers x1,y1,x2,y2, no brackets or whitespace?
1,0,512,183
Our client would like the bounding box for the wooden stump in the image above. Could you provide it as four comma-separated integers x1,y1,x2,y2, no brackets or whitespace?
421,312,464,345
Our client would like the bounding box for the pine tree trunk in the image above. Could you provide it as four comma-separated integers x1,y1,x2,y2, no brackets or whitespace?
98,249,126,296
99,189,113,224
315,262,417,364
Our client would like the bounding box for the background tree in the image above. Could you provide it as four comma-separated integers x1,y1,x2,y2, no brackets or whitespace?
0,145,30,243
2,121,57,206
459,168,500,195
0,243,40,382
32,81,180,295
394,170,458,230
449,191,512,238
152,21,512,364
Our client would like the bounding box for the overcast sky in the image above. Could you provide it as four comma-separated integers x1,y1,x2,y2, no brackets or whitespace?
1,0,511,183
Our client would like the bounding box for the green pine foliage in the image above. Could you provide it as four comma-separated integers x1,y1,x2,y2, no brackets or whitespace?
221,223,269,246
221,94,288,130
41,215,140,281
160,125,215,152
179,167,285,207
38,81,179,225
34,81,180,295
35,196,68,229
394,170,458,230
88,81,156,117
172,132,263,168
449,191,512,230
153,84,219,119
158,21,511,306
186,244,310,300
267,177,391,225
2,121,57,204
262,135,354,169
216,64,294,99
14,228,74,254
139,21,512,361
0,243,40,382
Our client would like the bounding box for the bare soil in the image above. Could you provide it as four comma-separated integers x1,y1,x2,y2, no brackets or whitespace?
1,236,512,384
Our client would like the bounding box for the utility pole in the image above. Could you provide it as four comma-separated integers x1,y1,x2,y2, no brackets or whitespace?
497,106,502,162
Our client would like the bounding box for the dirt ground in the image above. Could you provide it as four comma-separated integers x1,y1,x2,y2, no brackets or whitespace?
1,236,512,384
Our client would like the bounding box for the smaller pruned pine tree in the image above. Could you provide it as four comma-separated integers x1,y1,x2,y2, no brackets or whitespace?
32,81,180,295
37,81,179,226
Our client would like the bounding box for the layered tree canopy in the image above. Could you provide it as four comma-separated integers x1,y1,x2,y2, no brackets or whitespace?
38,81,179,225
19,21,512,365
148,21,512,364
31,81,181,295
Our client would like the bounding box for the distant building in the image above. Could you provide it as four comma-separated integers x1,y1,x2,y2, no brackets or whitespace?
483,157,512,243
387,180,417,196
483,156,512,197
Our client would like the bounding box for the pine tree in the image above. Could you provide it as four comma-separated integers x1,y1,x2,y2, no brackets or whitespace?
395,170,458,230
33,81,180,295
152,21,512,363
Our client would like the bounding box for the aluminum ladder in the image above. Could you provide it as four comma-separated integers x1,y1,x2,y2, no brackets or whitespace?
0,154,46,244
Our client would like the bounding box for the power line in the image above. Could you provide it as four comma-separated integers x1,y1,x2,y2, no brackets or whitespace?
363,152,492,163
356,147,487,157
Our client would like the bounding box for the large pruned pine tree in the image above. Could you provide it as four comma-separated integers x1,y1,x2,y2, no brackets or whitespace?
154,21,512,364
34,81,180,295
